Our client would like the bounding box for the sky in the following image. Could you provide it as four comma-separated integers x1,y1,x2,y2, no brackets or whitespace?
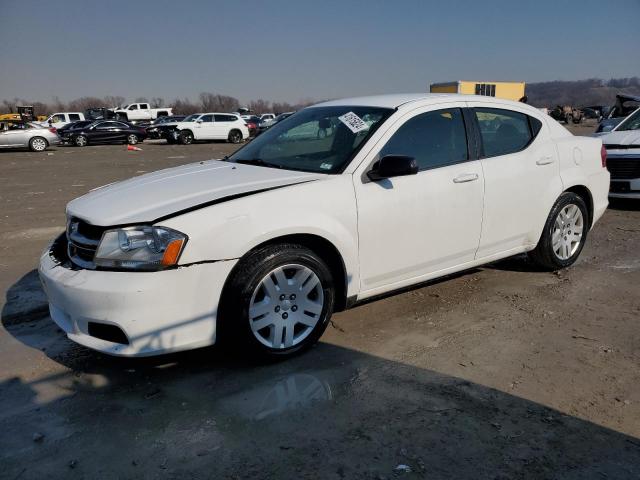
0,0,638,105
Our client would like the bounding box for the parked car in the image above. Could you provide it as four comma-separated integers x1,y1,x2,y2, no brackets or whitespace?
39,94,609,358
113,103,173,122
85,107,117,121
56,120,95,143
256,111,294,135
67,120,147,147
260,113,276,122
596,94,640,133
596,107,640,199
158,113,249,145
549,105,583,124
146,115,185,139
0,121,60,151
243,115,262,136
38,112,85,130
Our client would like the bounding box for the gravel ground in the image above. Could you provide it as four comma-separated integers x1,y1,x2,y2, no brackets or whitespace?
1,129,639,479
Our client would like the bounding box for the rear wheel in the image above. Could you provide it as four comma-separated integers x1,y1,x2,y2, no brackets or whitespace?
219,244,335,358
228,129,242,144
29,136,48,152
127,134,138,145
528,192,588,270
74,135,88,147
179,130,194,145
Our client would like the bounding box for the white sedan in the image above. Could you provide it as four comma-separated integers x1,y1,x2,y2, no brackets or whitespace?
39,94,609,358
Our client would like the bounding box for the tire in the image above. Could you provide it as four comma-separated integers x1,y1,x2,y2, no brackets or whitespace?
179,130,194,145
127,134,138,145
219,243,335,358
29,136,48,152
565,114,573,124
528,192,589,270
228,129,242,144
74,135,88,147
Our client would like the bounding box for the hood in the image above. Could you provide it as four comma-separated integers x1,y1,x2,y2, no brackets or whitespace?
601,131,640,147
67,160,325,226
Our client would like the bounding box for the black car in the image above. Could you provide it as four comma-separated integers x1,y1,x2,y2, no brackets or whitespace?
67,120,147,147
56,120,95,142
146,115,186,139
256,112,295,135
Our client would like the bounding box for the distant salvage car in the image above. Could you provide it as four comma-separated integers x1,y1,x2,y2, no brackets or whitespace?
158,113,249,144
596,94,640,133
67,120,147,147
146,115,185,139
0,121,60,151
39,93,609,358
549,105,583,124
597,107,640,199
113,103,173,122
38,112,85,130
256,111,294,135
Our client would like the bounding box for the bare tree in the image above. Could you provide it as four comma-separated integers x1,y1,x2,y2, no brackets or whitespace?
171,98,200,115
103,96,125,108
248,98,271,115
150,97,165,108
134,97,149,103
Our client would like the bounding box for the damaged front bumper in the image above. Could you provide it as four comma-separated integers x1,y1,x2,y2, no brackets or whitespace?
38,235,238,356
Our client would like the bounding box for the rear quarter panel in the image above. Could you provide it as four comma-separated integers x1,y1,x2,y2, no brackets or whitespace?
554,130,609,226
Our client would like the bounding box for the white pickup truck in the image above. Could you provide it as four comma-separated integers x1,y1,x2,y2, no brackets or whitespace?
39,112,85,129
112,103,173,122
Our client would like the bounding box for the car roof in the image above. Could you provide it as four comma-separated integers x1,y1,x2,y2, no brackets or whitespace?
313,93,533,110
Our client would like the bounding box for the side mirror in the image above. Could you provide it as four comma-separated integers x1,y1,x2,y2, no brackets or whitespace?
196,119,203,123
367,155,418,181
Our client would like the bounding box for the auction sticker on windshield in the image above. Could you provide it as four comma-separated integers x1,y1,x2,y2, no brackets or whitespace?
338,112,368,133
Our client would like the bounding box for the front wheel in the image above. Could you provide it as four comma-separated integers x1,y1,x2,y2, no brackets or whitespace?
179,130,194,145
29,136,48,152
228,129,243,144
74,135,88,147
528,192,588,270
220,244,335,358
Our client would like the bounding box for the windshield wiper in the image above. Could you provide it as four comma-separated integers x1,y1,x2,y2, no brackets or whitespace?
234,158,282,169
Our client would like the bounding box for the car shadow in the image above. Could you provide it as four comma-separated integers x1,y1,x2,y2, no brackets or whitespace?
2,270,640,478
608,198,640,212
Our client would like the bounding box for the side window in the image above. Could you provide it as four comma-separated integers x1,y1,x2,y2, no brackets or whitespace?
139,104,149,110
128,104,138,110
379,108,468,170
199,115,214,122
474,108,539,157
214,114,236,122
68,114,81,121
52,114,65,122
97,121,118,129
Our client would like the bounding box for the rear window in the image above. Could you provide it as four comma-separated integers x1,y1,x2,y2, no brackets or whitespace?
474,108,541,158
68,114,81,121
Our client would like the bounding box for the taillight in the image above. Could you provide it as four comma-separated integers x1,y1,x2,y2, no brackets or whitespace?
600,144,607,168
49,127,57,133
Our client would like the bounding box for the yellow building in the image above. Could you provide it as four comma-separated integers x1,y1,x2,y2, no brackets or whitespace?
430,81,526,102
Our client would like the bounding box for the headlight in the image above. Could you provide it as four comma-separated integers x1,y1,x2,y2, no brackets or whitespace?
94,226,187,271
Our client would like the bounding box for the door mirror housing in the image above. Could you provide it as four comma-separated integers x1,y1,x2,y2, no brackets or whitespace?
367,155,418,181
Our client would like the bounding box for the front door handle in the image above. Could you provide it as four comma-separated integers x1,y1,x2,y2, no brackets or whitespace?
536,156,555,165
453,173,479,183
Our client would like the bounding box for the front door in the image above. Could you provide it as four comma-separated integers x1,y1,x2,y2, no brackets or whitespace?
193,114,216,139
354,105,484,294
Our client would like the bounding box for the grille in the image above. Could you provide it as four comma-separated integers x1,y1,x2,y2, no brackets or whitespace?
606,157,640,179
67,218,107,269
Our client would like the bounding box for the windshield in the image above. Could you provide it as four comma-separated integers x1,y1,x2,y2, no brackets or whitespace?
616,107,640,132
229,106,392,174
183,114,201,122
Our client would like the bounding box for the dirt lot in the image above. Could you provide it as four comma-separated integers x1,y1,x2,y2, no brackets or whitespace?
1,128,639,479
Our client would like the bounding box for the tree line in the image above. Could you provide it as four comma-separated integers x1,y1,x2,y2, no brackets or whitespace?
1,93,317,117
527,77,640,107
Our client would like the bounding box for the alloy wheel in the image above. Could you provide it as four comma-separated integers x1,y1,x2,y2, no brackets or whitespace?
127,134,138,144
248,264,324,349
31,138,47,151
552,203,584,260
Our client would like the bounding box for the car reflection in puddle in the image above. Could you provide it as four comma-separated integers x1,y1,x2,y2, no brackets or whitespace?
219,372,333,421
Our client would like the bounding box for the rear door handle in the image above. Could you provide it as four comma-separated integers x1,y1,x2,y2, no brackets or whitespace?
536,156,555,165
453,173,479,183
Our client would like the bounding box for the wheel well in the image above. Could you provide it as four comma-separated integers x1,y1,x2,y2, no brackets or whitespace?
565,185,593,227
250,234,348,312
229,128,241,135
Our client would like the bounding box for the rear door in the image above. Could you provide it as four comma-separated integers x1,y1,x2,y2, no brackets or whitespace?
213,114,238,139
354,104,485,294
467,102,562,258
